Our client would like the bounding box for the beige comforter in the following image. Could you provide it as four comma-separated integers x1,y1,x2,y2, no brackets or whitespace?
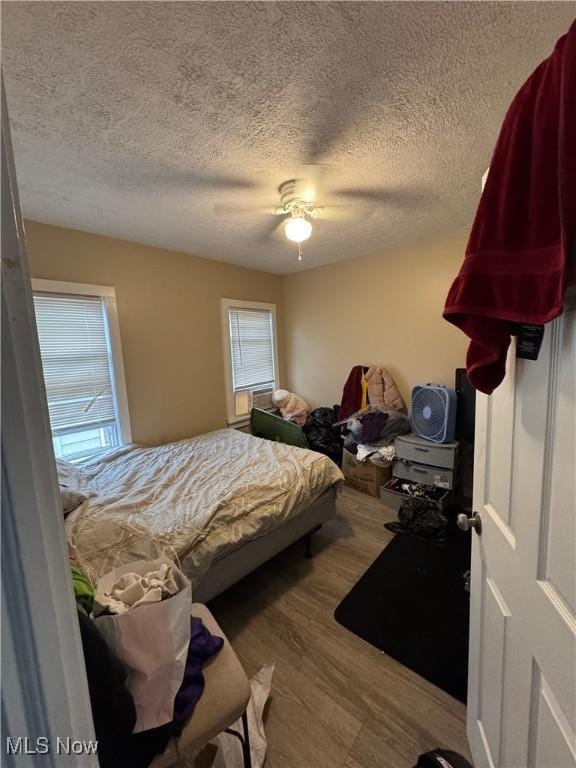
64,429,343,586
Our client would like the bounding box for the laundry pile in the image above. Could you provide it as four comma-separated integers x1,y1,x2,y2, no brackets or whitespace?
357,443,396,464
268,366,407,471
94,562,180,616
334,365,410,496
343,406,411,463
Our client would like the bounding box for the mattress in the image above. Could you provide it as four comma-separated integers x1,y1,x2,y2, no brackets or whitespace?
64,429,343,586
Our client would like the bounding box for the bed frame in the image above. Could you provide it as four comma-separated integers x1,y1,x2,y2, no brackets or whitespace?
193,411,339,602
193,486,337,603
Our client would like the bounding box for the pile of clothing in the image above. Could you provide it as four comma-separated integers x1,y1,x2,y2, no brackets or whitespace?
272,366,408,469
94,562,180,615
342,405,411,463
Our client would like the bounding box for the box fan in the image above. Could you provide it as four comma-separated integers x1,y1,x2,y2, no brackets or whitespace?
411,384,457,443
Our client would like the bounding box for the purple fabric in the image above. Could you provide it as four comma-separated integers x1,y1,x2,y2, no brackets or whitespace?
359,411,389,443
172,616,224,733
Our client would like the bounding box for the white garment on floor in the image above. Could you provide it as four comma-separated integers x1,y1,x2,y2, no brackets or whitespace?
212,665,275,768
156,665,275,768
96,563,180,615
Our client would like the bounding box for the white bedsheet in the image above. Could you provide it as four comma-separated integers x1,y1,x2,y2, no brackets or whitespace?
64,429,343,586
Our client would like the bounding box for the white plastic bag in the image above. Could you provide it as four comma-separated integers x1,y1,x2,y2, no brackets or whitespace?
148,665,275,767
94,555,192,732
212,665,274,768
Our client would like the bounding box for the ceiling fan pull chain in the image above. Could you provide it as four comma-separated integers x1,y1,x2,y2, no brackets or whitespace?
298,243,303,262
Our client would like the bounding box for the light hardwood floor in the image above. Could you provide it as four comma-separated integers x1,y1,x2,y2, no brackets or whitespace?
210,486,472,768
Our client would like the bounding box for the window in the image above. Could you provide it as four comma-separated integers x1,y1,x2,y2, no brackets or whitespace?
221,299,279,422
32,279,131,462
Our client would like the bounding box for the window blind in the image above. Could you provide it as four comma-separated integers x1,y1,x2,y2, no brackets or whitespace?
33,293,117,434
228,308,275,391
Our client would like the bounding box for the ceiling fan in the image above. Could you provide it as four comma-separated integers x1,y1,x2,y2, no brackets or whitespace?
214,167,426,256
214,172,381,259
268,177,349,245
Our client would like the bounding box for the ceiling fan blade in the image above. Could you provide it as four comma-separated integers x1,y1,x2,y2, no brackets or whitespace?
304,96,356,164
256,214,288,243
214,204,280,216
303,56,371,164
184,173,258,191
120,164,259,193
332,187,429,205
314,204,373,223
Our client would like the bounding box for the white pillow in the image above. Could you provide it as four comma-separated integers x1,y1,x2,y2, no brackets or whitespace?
56,460,89,516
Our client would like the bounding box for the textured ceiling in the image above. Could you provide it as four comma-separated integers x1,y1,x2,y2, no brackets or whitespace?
2,2,575,274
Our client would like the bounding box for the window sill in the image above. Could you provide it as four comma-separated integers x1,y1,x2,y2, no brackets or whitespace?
227,406,278,430
227,415,251,429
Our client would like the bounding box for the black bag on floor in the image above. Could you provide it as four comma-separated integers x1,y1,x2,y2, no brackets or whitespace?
303,407,342,465
414,749,473,768
385,497,449,544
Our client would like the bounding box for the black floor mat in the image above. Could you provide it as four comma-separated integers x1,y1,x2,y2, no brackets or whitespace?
334,531,471,702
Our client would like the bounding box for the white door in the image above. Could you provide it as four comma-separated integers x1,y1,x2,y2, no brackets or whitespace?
465,290,576,768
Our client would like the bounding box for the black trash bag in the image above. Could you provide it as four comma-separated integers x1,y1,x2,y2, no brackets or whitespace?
307,406,337,428
385,497,449,544
303,407,343,465
414,749,473,768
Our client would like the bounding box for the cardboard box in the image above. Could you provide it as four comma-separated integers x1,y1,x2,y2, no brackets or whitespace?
341,448,392,497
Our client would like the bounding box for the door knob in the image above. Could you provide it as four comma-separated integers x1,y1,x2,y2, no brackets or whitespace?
457,511,482,535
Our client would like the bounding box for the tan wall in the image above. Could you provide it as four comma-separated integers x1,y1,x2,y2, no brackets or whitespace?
25,221,284,445
282,233,469,409
26,221,468,443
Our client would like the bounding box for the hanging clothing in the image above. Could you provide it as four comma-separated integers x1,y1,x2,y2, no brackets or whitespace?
339,366,366,421
340,365,405,420
360,375,368,410
443,22,575,394
365,365,406,412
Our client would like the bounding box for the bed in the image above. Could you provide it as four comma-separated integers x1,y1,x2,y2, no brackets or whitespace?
62,428,343,601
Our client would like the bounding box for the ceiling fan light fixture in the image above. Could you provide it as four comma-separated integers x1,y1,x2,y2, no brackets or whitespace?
285,215,312,243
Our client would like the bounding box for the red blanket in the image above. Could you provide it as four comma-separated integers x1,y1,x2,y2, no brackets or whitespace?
444,22,575,394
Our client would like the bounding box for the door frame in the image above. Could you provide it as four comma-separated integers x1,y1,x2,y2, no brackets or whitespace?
1,83,98,766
